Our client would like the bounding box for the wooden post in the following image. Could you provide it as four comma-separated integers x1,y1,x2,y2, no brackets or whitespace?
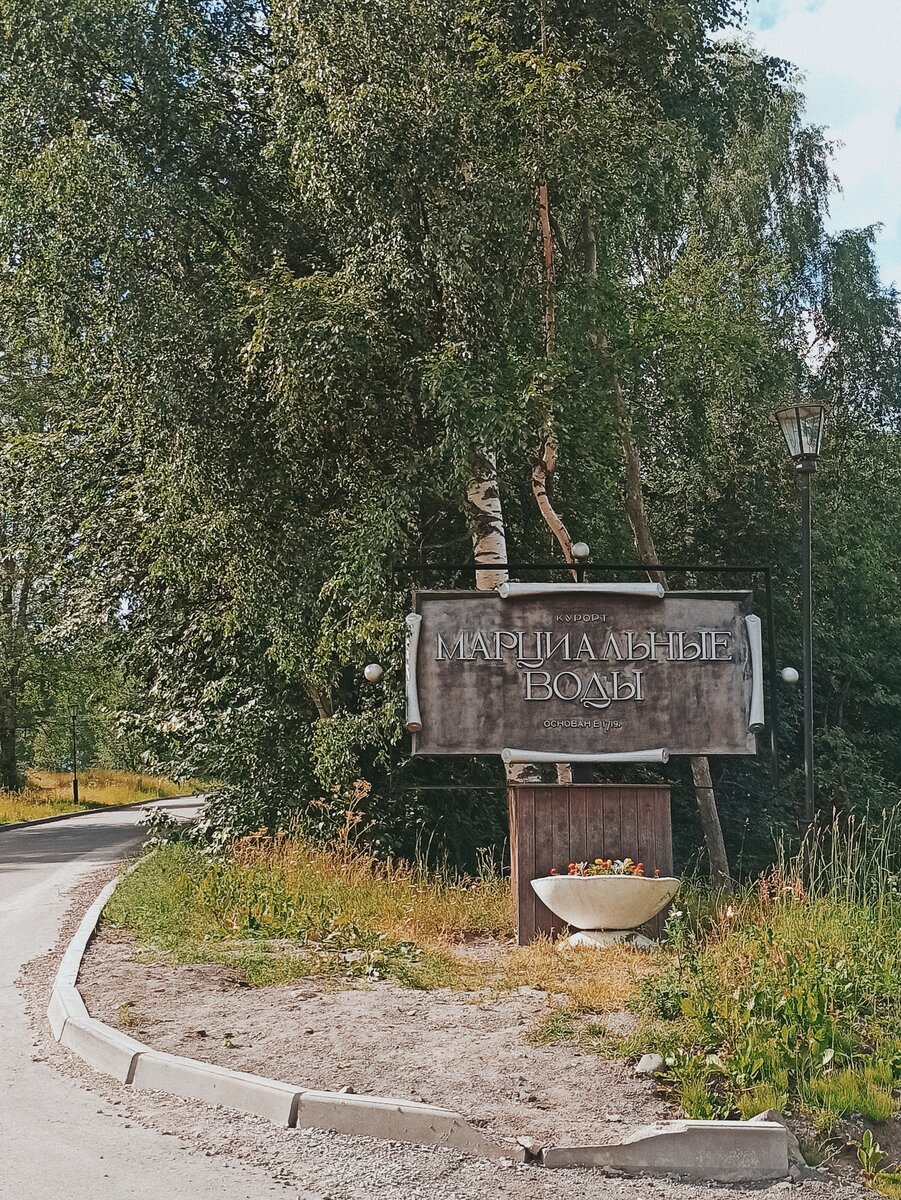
508,783,673,944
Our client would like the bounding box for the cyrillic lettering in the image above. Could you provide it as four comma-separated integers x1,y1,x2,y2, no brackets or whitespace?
581,672,612,709
436,632,465,661
524,670,552,701
552,671,582,700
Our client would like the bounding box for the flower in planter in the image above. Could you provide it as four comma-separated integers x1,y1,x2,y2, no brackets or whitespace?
558,857,655,877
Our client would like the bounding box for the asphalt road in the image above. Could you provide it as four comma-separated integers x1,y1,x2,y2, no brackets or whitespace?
0,799,282,1200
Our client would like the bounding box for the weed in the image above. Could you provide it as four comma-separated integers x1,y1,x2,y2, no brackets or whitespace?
525,1008,580,1046
639,815,901,1132
116,1002,136,1028
858,1130,888,1176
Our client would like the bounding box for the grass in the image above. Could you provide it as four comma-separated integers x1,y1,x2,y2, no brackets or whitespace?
105,836,654,999
636,814,901,1140
0,769,203,825
872,1172,901,1199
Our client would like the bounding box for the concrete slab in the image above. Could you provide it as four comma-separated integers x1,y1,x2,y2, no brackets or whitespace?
131,1051,302,1126
59,1014,146,1084
47,987,70,1041
294,1089,515,1159
748,1109,809,1170
50,981,89,1027
55,880,119,987
541,1119,790,1182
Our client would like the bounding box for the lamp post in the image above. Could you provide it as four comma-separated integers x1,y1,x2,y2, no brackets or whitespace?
69,705,79,807
774,404,827,828
571,542,592,782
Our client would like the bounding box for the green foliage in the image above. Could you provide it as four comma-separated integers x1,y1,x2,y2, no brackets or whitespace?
639,820,901,1130
0,0,899,867
106,841,510,988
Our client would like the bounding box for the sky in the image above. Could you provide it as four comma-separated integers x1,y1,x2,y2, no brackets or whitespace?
736,0,901,290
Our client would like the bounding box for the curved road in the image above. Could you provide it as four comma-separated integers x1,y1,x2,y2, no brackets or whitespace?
0,799,282,1200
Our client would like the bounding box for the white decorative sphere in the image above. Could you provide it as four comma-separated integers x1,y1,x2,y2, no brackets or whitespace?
363,663,383,682
780,666,799,685
571,541,590,561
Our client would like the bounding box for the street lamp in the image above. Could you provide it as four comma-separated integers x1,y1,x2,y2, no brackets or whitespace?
68,705,79,807
571,540,590,585
774,403,827,827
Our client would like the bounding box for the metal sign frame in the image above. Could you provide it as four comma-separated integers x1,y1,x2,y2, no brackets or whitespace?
399,560,780,785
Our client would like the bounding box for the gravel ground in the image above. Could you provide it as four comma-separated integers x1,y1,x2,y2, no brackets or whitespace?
79,931,670,1147
19,869,867,1200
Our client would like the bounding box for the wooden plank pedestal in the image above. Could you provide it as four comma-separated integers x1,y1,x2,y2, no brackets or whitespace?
509,784,673,945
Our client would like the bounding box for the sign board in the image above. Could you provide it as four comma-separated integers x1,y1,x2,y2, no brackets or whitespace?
406,585,764,761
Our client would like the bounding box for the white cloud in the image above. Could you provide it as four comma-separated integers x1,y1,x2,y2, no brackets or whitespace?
736,0,901,288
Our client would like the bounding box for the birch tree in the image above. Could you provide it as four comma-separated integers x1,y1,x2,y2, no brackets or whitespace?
2,0,900,870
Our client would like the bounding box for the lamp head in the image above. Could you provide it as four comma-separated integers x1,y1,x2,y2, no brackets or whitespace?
774,404,827,472
571,541,590,562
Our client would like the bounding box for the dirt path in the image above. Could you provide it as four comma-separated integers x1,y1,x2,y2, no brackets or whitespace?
80,931,670,1148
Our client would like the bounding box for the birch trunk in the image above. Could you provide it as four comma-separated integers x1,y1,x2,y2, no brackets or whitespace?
465,448,509,594
465,447,549,783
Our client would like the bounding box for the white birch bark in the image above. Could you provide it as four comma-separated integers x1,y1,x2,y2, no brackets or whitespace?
465,449,509,593
466,447,546,783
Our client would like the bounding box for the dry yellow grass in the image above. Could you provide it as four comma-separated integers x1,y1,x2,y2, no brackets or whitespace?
497,938,657,1012
228,832,516,944
111,836,656,1014
0,769,203,825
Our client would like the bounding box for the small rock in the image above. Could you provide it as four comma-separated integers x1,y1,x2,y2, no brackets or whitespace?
635,1053,665,1076
339,1085,355,1094
498,1158,513,1168
605,1113,623,1122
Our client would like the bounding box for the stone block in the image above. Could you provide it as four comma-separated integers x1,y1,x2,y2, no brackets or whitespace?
294,1090,514,1158
748,1109,807,1169
541,1120,790,1182
59,1014,145,1084
131,1051,301,1126
634,1053,665,1075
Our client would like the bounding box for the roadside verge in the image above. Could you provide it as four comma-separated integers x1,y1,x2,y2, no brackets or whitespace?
47,864,519,1160
47,867,796,1180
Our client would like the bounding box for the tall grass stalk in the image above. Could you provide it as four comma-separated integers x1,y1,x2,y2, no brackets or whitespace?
783,809,901,910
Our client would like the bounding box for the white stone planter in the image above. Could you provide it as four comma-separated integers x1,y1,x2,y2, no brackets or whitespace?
530,874,681,949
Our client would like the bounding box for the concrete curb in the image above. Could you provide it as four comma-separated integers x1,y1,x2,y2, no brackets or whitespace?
0,793,199,834
46,865,796,1179
47,865,516,1158
541,1119,791,1182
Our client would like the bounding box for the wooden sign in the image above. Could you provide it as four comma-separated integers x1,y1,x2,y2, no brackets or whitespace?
407,585,763,761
